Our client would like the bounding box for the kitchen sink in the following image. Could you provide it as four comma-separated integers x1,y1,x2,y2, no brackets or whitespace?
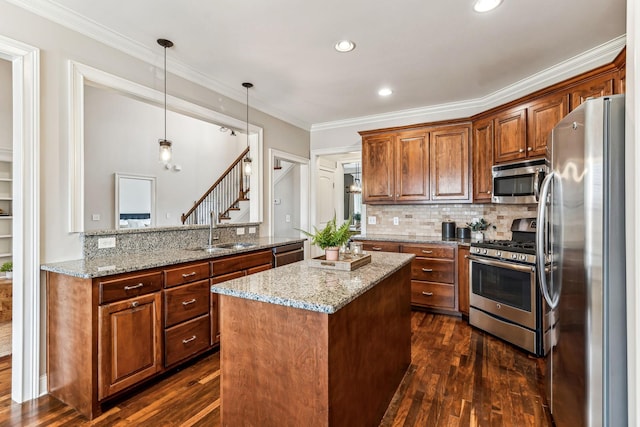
186,245,226,253
214,242,257,250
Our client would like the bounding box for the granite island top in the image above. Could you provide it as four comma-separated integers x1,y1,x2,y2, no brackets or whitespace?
351,233,471,247
211,251,414,314
40,237,305,279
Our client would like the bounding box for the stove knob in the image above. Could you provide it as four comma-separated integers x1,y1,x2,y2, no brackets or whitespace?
482,249,488,255
511,254,517,259
496,251,502,257
520,255,526,260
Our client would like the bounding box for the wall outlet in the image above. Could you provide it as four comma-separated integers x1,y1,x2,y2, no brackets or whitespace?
236,228,245,235
285,214,291,223
248,227,256,234
98,237,116,249
393,217,399,225
92,214,100,221
368,216,376,225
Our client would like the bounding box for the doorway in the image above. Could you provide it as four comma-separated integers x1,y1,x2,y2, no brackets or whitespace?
0,58,11,360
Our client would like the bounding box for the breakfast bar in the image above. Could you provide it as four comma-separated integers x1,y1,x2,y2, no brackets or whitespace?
211,251,414,427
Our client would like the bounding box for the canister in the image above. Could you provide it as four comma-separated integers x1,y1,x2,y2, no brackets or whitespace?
441,220,456,239
456,226,471,239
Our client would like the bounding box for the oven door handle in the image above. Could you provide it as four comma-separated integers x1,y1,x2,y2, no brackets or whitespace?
468,254,534,273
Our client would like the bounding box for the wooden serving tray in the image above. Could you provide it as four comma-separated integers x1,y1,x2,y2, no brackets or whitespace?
309,253,371,271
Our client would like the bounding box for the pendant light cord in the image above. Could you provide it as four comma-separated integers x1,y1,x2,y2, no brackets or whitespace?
164,44,167,141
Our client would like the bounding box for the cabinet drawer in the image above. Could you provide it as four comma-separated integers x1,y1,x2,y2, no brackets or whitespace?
164,262,210,288
211,250,272,276
99,271,163,304
164,280,211,328
410,258,454,283
247,263,272,275
401,244,454,259
164,314,210,367
211,270,245,285
361,241,400,253
411,281,455,309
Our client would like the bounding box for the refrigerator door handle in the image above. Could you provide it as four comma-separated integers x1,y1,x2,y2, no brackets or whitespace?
536,172,558,309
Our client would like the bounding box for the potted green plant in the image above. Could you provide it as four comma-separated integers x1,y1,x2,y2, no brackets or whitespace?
353,212,361,227
466,218,496,242
1,261,12,279
299,214,352,261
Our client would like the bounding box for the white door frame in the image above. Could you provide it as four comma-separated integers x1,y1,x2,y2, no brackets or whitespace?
0,35,41,402
267,149,310,254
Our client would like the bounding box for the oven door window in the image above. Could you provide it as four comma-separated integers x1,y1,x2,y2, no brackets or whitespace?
493,174,535,197
471,261,532,311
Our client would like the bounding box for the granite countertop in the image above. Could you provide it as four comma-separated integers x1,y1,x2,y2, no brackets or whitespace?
211,252,414,314
41,237,305,279
351,233,471,247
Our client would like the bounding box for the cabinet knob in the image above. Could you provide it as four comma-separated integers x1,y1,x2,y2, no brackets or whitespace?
519,148,524,153
131,301,139,308
528,147,533,151
487,191,491,194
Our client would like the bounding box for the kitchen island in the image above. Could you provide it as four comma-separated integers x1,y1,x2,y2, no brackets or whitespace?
211,251,414,427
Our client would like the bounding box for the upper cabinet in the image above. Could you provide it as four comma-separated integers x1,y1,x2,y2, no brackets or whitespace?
526,94,569,158
493,107,527,164
472,117,493,203
361,124,471,205
430,126,470,201
568,73,614,111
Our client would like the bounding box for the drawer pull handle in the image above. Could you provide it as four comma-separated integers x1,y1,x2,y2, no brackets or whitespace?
182,272,197,278
124,283,144,291
131,301,139,308
422,291,434,296
372,247,382,251
182,298,197,306
421,268,433,272
182,335,197,344
421,250,433,254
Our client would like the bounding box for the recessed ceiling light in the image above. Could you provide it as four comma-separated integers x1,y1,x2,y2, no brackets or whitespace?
334,40,356,53
473,0,502,12
378,88,393,97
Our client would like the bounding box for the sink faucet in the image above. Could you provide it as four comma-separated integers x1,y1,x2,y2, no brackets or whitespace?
208,208,220,247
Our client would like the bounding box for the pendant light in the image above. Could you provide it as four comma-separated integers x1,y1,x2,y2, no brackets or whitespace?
157,38,174,165
349,163,362,193
242,82,253,175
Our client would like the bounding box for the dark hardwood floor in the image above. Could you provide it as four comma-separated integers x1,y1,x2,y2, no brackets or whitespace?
0,312,552,426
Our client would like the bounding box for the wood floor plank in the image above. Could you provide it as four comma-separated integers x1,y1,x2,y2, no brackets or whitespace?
0,314,552,426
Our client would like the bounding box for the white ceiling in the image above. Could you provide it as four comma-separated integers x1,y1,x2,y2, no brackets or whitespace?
17,0,626,129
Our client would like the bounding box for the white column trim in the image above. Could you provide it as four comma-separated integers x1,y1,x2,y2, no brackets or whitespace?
0,34,41,402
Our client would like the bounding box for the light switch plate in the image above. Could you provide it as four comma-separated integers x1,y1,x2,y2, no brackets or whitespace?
393,217,399,225
92,214,100,221
236,228,245,235
98,237,116,249
368,216,376,225
248,227,256,234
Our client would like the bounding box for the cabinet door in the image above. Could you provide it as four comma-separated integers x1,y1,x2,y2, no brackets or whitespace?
457,247,470,317
98,292,162,400
362,134,395,203
527,94,568,158
472,118,493,202
395,130,429,202
430,126,470,201
569,73,614,111
493,108,527,163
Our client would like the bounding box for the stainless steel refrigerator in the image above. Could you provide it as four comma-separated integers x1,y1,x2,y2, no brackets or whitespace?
536,95,627,427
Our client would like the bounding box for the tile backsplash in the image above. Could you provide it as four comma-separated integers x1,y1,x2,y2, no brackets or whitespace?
364,204,537,240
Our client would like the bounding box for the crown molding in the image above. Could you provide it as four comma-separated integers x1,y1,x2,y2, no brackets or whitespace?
5,0,311,130
312,35,626,132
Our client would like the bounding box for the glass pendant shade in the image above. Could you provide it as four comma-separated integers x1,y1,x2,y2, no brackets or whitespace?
243,157,252,175
157,38,174,165
159,139,172,163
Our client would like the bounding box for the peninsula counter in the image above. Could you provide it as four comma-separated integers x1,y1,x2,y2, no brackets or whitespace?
211,251,414,426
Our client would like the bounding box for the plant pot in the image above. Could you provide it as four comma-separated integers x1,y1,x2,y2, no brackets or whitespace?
471,231,484,242
324,247,340,261
4,272,12,279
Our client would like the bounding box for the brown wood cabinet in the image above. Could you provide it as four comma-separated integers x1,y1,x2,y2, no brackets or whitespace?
569,72,614,111
493,107,527,163
401,243,457,314
430,126,470,201
47,246,278,419
472,117,493,202
360,240,401,253
457,246,470,317
98,292,162,401
361,124,471,205
526,94,569,158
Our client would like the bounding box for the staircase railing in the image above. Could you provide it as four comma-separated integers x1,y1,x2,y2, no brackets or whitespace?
181,147,250,225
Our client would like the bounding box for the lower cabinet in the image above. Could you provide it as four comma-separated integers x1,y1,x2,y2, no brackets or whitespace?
457,246,470,317
46,246,277,420
98,292,162,401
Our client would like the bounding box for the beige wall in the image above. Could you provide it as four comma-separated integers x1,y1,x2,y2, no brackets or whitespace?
0,58,10,150
0,1,310,263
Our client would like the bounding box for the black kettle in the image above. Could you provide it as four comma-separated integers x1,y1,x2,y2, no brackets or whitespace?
441,220,456,239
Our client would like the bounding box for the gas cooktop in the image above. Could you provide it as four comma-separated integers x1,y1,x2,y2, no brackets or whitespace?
471,240,536,255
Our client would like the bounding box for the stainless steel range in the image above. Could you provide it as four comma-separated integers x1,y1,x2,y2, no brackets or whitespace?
468,218,551,356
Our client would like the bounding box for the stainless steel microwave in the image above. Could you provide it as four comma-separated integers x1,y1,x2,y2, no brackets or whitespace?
492,159,549,204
